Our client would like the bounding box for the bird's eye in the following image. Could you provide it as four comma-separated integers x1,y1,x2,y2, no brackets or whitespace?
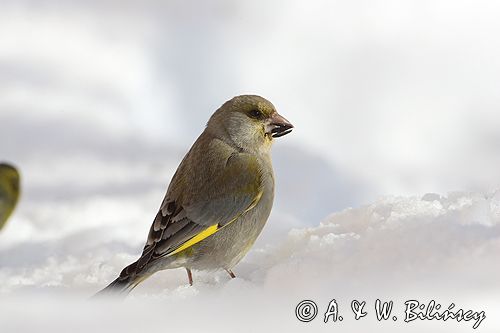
249,109,263,119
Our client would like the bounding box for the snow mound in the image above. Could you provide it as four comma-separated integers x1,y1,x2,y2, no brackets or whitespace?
1,190,499,332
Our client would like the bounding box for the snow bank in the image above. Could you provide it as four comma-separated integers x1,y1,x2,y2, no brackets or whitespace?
1,190,499,332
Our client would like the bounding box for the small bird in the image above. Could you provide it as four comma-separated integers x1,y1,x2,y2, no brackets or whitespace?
97,95,293,296
0,163,20,231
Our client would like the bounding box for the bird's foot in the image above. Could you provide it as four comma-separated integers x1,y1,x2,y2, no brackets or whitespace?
186,268,193,286
225,269,236,279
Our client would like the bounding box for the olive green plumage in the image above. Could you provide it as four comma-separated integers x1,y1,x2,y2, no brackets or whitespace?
97,95,293,296
0,163,20,231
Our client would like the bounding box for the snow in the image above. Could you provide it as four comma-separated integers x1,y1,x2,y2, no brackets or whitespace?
1,1,500,332
1,188,499,332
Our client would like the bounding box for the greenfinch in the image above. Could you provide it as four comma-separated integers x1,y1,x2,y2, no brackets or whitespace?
0,163,20,231
97,95,293,296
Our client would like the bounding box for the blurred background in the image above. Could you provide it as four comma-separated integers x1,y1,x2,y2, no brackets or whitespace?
2,0,500,214
1,1,500,332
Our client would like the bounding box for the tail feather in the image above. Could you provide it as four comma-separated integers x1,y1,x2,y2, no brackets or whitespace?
94,253,156,298
93,261,151,298
93,276,137,297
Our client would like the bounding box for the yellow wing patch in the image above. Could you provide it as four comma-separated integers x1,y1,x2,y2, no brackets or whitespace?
245,190,263,213
168,224,219,256
167,189,264,257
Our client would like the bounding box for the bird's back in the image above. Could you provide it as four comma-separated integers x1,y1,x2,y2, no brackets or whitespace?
159,130,275,270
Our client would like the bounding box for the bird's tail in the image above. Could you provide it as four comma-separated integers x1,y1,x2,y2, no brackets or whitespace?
93,276,137,298
93,262,150,298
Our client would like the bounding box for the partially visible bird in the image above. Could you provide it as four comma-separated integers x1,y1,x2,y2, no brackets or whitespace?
0,163,20,231
96,95,293,296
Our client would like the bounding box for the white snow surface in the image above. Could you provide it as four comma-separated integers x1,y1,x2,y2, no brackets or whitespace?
1,1,500,331
1,189,499,332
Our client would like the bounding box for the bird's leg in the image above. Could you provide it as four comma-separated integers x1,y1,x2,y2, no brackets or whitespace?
186,268,193,286
225,269,236,279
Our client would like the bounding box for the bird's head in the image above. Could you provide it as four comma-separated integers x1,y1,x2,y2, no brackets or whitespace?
0,163,20,198
207,95,294,153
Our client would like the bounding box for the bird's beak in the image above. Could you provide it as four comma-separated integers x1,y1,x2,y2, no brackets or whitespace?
266,112,294,138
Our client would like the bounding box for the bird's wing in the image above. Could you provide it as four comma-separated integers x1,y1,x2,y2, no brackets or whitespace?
0,172,19,230
0,196,7,229
131,151,263,273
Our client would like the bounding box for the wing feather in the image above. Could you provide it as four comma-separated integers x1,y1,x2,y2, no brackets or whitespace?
131,136,263,274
